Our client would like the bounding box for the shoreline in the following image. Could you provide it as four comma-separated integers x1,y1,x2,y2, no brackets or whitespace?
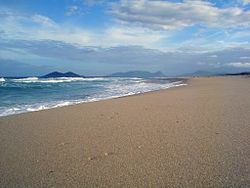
0,78,188,118
0,76,249,187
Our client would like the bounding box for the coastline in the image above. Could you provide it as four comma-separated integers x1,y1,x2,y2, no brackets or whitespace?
0,76,249,187
0,77,186,118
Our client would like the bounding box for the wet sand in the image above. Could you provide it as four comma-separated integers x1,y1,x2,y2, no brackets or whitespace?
0,76,249,187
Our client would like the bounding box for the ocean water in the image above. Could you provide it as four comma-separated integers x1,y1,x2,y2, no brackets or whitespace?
0,76,186,117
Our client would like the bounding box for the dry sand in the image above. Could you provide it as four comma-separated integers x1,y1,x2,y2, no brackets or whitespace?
0,76,249,187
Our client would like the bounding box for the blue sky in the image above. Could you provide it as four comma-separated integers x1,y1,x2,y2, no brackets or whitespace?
0,0,250,76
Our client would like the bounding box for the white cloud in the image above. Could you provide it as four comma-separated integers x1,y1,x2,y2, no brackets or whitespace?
208,55,218,58
209,62,221,67
216,40,249,48
229,30,250,39
32,14,56,27
103,26,166,49
197,61,205,65
0,8,168,50
109,0,250,30
240,56,250,59
66,6,83,16
239,0,250,6
227,62,250,68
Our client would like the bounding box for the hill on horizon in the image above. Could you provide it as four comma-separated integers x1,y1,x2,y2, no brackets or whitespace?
40,71,83,78
106,71,166,78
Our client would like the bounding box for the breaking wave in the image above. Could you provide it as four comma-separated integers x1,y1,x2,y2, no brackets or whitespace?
10,77,108,83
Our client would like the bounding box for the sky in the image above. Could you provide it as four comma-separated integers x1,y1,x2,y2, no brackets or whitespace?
0,0,250,76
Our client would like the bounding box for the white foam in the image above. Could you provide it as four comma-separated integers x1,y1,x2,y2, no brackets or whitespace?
27,105,47,112
0,107,21,117
39,77,87,83
39,79,72,83
12,77,38,81
79,78,106,81
53,101,71,108
0,78,5,82
11,77,39,83
10,77,108,83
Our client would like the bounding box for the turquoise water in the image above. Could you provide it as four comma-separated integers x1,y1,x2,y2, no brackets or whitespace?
0,77,185,117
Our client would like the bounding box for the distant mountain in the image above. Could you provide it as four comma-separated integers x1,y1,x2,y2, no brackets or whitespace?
176,70,250,77
177,70,217,77
40,71,83,78
107,71,166,78
223,72,250,76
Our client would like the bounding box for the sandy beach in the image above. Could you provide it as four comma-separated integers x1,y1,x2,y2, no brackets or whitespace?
0,76,249,187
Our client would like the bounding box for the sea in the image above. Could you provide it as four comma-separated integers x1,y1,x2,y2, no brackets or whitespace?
0,76,186,117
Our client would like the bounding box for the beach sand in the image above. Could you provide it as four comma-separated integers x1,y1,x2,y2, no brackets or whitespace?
0,76,249,187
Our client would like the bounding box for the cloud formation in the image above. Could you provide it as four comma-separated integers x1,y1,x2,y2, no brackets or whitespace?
0,8,167,50
240,0,250,6
227,62,250,68
0,2,249,76
110,0,250,30
1,38,249,76
66,6,84,16
0,6,249,53
240,56,250,59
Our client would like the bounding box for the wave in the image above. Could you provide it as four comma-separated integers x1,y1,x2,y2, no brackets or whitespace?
0,78,187,117
11,77,39,83
82,78,106,81
0,100,83,117
0,78,5,82
10,77,108,83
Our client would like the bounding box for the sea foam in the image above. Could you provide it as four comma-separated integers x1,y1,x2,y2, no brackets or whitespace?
0,78,5,82
10,77,107,83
